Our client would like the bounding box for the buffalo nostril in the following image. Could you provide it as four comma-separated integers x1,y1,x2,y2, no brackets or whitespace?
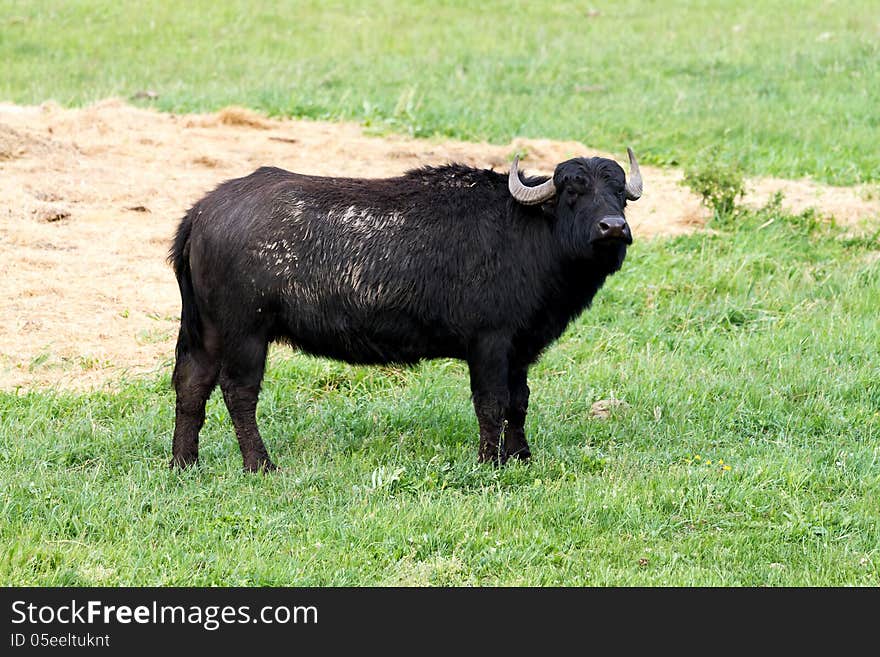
598,216,626,236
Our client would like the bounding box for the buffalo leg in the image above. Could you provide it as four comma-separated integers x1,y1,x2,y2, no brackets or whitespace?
218,335,276,472
503,366,531,461
171,327,220,468
468,335,511,465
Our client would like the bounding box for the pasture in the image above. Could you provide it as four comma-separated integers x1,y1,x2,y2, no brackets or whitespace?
1,1,878,586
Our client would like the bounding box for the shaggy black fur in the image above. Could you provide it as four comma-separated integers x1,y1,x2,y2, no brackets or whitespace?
169,156,636,471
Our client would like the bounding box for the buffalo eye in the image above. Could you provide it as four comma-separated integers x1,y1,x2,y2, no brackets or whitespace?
566,177,587,195
565,187,580,207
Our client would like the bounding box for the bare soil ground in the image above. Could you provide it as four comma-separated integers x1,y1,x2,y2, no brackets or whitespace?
1,99,878,390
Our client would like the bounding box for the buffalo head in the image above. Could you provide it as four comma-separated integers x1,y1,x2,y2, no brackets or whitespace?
508,148,642,261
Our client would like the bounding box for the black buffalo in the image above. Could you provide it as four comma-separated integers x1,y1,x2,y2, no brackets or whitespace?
169,149,643,471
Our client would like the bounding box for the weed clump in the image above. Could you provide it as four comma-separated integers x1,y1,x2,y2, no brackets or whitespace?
683,159,745,224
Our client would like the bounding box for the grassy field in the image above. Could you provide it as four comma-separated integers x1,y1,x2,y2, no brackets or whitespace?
1,0,879,184
1,2,879,586
2,204,879,585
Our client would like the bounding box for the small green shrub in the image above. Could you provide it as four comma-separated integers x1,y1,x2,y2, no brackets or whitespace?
683,160,746,223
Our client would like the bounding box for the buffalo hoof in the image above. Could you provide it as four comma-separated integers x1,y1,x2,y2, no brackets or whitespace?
504,446,531,463
243,457,278,473
502,434,531,463
170,453,199,469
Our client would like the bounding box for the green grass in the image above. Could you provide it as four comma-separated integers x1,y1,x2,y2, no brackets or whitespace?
1,0,879,184
3,206,879,585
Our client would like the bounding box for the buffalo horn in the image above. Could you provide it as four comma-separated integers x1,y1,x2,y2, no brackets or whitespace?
625,147,643,201
508,157,557,205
